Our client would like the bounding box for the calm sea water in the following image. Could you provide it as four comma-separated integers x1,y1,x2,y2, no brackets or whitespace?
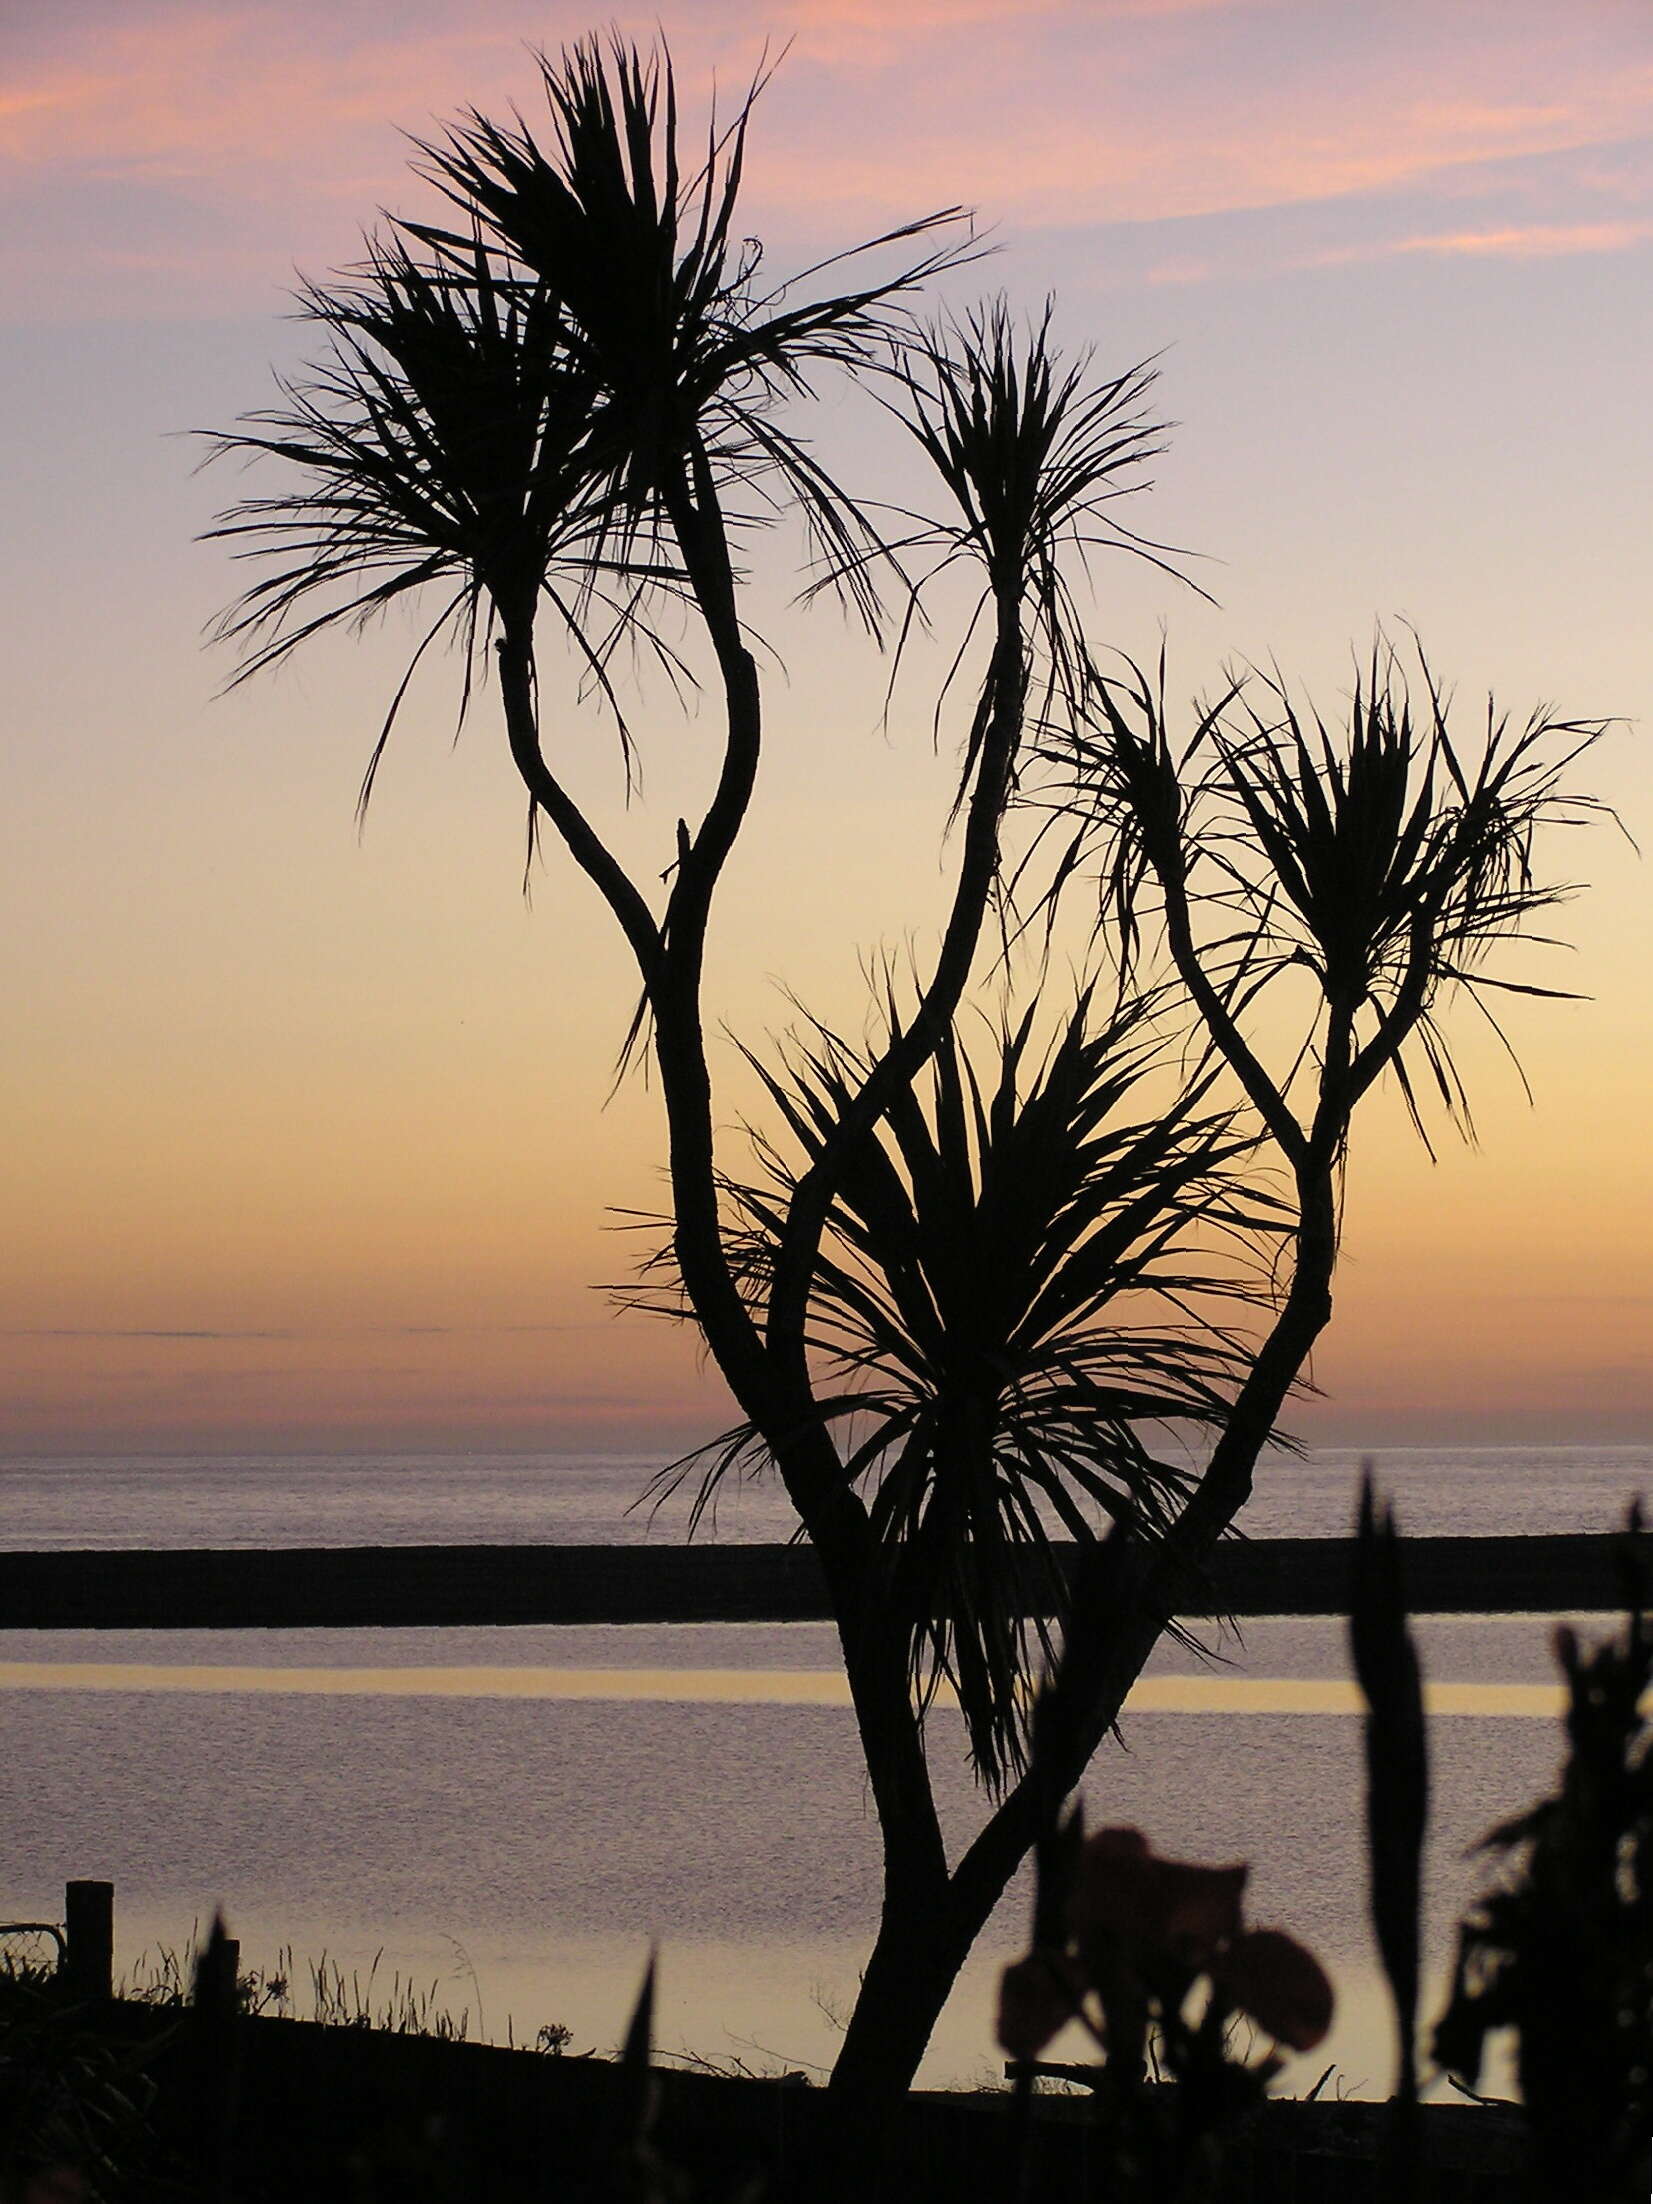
1,1446,1648,2093
2,1442,1646,1548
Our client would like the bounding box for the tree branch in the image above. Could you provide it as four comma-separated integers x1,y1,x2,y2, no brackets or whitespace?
1157,858,1307,1169
495,629,664,982
765,604,1028,1386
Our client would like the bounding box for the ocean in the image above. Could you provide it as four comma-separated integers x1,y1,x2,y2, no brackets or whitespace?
2,1445,1648,2093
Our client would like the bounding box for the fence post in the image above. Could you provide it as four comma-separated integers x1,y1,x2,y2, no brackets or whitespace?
63,1878,114,2002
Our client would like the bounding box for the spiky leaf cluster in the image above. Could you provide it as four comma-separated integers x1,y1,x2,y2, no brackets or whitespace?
417,41,967,622
851,305,1181,806
640,994,1281,1788
205,35,968,757
1041,641,1614,1151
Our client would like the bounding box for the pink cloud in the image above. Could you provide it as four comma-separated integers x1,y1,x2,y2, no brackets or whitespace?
2,1,1650,317
1297,217,1653,273
1399,218,1653,257
779,0,1245,67
0,14,519,172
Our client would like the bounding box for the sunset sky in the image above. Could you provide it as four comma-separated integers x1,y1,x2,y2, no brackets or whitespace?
4,0,1649,1457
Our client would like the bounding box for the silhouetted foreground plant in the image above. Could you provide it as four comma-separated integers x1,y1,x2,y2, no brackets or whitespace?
993,1491,1650,2203
998,1822,1331,2201
1433,1510,1653,2204
988,1533,1334,2203
1349,1465,1429,2198
206,27,1614,2098
0,1956,158,2204
1345,1480,1653,2203
119,1935,495,2042
3,1920,739,2203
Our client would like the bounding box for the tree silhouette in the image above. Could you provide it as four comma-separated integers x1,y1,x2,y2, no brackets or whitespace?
206,34,1610,2102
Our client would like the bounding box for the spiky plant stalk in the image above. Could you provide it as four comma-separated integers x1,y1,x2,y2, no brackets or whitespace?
1350,1468,1429,2200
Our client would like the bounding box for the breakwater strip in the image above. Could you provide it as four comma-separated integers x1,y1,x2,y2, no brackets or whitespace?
0,1531,1646,1628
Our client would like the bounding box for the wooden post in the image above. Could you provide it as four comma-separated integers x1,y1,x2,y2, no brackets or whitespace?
63,1878,113,2002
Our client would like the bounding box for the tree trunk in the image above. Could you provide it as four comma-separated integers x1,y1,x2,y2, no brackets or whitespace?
825,1161,1342,2100
828,1874,986,2103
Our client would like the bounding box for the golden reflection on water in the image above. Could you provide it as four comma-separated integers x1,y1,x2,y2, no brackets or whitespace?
0,1663,1573,1717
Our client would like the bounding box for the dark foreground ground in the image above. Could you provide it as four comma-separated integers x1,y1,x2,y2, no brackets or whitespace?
6,1994,1536,2204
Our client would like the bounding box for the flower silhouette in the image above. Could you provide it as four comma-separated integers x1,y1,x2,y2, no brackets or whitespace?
998,1825,1333,2063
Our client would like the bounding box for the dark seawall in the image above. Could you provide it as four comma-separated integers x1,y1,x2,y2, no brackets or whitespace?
1,1532,1646,1628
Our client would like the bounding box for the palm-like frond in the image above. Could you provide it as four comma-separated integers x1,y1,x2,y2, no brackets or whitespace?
205,34,968,781
894,305,1179,734
634,992,1282,1789
1044,640,1615,1150
415,36,972,628
203,229,679,796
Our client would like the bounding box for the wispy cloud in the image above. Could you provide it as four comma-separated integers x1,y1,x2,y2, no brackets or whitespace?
5,1327,296,1341
4,1322,592,1340
1143,209,1653,289
2,2,1648,316
1394,218,1653,258
1295,216,1653,271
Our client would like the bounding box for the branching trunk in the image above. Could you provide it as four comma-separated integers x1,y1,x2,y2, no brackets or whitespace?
827,1128,1342,2099
766,608,1028,1388
508,525,1349,2099
508,536,1359,2100
663,459,959,1925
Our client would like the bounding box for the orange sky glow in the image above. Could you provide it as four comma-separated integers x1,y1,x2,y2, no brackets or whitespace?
3,0,1649,1456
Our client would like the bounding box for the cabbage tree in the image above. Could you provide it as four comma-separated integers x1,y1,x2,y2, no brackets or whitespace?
206,34,1608,2102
